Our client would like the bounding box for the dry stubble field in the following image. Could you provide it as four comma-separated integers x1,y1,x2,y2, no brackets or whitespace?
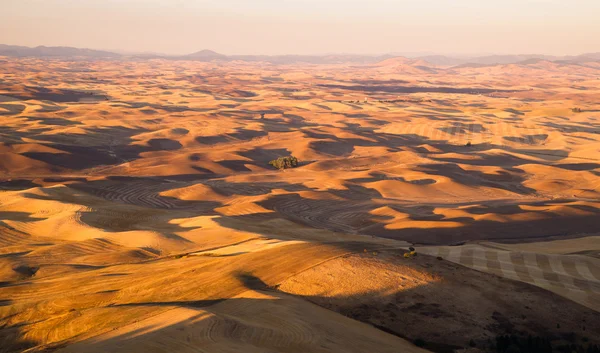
1,56,599,352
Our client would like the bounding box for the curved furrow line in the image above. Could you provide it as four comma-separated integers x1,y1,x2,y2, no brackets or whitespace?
0,227,29,247
267,197,374,233
25,239,122,262
204,314,318,349
73,181,196,210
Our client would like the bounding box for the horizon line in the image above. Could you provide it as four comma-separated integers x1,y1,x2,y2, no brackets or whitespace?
1,43,599,59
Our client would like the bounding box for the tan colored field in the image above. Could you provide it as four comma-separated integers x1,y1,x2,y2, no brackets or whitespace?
1,56,599,352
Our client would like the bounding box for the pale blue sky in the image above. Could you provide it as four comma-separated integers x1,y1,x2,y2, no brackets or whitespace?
1,0,598,55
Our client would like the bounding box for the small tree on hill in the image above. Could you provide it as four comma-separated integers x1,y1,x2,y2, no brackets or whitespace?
269,156,299,170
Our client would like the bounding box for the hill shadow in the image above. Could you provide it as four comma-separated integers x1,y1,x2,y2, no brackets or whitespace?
211,187,600,245
7,255,598,353
6,124,190,170
0,179,40,191
2,86,109,103
274,251,600,353
317,83,520,95
10,178,221,244
416,163,536,195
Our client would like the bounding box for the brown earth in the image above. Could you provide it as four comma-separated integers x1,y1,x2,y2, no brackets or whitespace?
1,56,599,352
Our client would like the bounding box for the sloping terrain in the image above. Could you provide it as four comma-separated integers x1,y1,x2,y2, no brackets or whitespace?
1,56,600,352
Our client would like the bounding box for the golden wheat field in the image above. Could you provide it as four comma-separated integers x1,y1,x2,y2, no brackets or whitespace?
1,56,600,353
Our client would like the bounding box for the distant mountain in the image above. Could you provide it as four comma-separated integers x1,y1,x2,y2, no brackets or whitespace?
0,45,390,64
413,53,600,67
0,44,121,58
461,54,600,67
374,57,441,74
1,44,599,67
469,54,562,65
184,49,227,60
176,51,394,64
414,55,466,66
515,58,547,65
571,52,600,62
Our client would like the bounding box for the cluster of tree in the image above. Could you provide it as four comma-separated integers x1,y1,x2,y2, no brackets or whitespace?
572,107,583,113
555,343,600,353
341,100,365,104
340,99,433,104
413,338,426,347
495,334,600,353
496,335,552,353
268,156,299,170
376,99,430,103
404,247,418,258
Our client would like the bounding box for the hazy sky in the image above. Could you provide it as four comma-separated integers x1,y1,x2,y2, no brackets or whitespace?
1,0,599,56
